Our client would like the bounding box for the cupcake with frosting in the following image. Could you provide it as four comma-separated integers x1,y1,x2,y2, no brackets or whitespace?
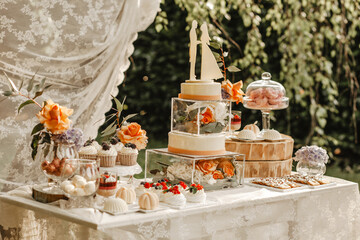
185,184,206,203
109,137,125,165
98,143,117,167
78,139,98,160
118,143,138,166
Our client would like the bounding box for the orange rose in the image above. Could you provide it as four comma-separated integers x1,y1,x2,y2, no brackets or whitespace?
195,160,218,175
117,122,148,149
36,99,73,134
212,170,224,180
218,160,235,177
221,80,245,104
201,107,215,125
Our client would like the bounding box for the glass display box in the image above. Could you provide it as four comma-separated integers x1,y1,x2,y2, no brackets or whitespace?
145,149,245,190
171,98,231,135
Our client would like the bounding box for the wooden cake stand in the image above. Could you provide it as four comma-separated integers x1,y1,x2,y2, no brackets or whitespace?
226,134,294,178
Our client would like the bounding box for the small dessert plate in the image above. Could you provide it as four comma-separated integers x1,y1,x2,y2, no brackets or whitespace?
246,182,308,192
97,205,139,216
137,205,168,213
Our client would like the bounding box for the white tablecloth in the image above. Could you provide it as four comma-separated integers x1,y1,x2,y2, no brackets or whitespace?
0,177,359,240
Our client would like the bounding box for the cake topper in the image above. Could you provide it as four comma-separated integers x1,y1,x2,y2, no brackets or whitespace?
188,21,223,81
189,20,200,80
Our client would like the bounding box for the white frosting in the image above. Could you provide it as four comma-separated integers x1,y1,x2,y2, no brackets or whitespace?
84,182,96,195
168,132,225,154
97,147,117,156
185,189,206,203
165,193,186,207
105,176,117,183
181,81,221,97
91,141,102,151
112,142,124,152
263,129,281,140
78,145,97,155
237,129,256,140
120,147,138,154
104,198,128,213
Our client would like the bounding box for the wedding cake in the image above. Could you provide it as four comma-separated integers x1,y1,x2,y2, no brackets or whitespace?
167,21,230,155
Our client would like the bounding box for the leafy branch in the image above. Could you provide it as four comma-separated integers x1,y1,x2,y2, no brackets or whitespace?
98,96,137,141
2,71,52,112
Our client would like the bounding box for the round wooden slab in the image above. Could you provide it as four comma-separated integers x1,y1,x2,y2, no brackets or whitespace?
225,134,294,161
244,158,293,178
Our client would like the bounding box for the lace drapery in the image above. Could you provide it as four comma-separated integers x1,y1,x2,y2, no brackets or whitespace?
0,0,160,191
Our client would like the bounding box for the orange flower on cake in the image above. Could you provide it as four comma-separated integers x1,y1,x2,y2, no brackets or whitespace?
195,160,218,175
212,170,224,180
36,99,73,134
117,122,148,150
221,80,245,104
201,107,216,125
217,160,235,177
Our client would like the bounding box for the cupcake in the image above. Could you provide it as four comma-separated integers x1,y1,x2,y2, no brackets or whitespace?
97,172,117,197
164,185,186,207
185,184,206,203
109,137,125,165
98,143,117,167
118,143,138,166
78,140,98,160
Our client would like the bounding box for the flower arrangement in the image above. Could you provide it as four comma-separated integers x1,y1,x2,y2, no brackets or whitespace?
2,72,83,159
209,42,245,104
294,146,329,165
99,96,148,150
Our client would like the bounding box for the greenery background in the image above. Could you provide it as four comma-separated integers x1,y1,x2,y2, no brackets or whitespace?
99,1,360,183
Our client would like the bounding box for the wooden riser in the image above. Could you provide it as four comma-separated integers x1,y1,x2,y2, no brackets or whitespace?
225,134,294,161
244,158,293,178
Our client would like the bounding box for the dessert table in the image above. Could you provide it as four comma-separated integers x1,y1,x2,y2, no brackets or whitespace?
0,177,359,240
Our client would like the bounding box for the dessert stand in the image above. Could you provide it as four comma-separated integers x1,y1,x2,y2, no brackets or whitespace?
243,72,289,137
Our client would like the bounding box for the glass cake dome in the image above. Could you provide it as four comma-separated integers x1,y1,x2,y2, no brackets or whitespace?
243,72,289,137
243,72,288,110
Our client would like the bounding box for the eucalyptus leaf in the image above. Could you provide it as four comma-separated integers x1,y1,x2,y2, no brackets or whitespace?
210,41,221,49
18,100,35,113
227,66,241,72
101,122,116,136
27,77,34,92
33,91,43,99
112,96,123,112
122,113,138,124
3,71,19,93
200,122,225,134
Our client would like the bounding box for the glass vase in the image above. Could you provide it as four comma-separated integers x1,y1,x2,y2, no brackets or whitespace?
296,160,326,177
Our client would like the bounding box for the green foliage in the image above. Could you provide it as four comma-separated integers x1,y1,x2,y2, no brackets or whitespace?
108,1,360,172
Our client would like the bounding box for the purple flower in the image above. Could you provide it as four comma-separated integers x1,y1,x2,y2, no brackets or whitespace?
53,128,83,150
294,145,329,164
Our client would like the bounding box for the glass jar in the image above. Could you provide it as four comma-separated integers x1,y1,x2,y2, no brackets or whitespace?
296,160,326,177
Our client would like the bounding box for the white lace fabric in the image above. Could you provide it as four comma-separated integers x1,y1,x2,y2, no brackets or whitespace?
0,177,359,239
0,0,160,191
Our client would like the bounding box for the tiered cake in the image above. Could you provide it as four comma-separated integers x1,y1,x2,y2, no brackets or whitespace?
144,21,245,190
